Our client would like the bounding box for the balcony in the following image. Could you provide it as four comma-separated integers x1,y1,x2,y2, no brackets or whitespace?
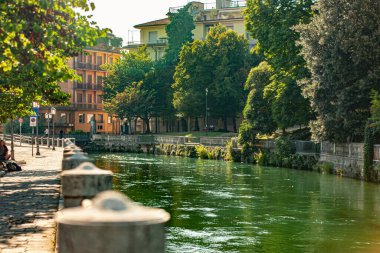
72,103,104,111
169,0,246,13
74,82,103,91
126,38,168,49
75,62,105,71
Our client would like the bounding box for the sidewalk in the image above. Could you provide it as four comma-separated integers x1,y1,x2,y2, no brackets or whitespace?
0,144,63,253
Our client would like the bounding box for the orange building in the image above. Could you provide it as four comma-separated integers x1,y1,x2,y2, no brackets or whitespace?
41,45,122,135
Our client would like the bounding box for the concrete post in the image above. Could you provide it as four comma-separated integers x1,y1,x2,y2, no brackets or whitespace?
63,149,85,158
62,153,93,171
61,162,113,207
56,191,170,253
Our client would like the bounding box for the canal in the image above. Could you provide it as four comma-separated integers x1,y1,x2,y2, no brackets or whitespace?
91,152,380,253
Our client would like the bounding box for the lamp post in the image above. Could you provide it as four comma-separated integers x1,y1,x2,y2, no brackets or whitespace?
205,88,208,131
51,107,56,150
45,112,51,148
32,102,40,156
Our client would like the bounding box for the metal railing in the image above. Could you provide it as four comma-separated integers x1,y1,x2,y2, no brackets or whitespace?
74,82,103,90
321,142,364,159
75,62,105,71
2,134,75,148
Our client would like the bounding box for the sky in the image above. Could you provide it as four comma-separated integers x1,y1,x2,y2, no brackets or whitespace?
86,0,191,45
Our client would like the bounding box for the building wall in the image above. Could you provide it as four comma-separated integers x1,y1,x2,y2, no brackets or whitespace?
42,48,122,134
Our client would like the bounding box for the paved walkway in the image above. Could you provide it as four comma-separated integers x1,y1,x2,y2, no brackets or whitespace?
0,144,63,253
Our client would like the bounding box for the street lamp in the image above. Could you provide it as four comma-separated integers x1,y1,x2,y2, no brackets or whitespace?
32,102,40,156
205,88,208,131
51,107,56,151
44,112,51,148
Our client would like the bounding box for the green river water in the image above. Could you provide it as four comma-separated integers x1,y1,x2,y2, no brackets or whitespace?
91,152,380,253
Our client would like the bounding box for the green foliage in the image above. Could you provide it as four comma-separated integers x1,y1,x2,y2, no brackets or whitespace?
195,145,209,159
165,4,195,65
244,0,314,132
363,122,375,181
238,120,257,146
173,25,249,130
96,33,123,48
225,140,241,162
297,0,380,142
314,162,334,174
241,144,256,163
0,0,105,121
254,149,270,166
242,62,276,136
103,48,157,133
274,136,296,158
370,90,380,131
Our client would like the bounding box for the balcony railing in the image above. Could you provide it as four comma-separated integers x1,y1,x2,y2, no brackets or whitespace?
75,62,105,71
72,103,104,110
169,0,246,13
74,82,103,90
126,38,168,47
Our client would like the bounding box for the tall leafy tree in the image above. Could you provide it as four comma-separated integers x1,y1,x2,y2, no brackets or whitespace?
297,0,380,142
173,25,249,131
103,48,156,133
242,62,276,136
0,0,105,120
165,3,195,65
244,0,314,131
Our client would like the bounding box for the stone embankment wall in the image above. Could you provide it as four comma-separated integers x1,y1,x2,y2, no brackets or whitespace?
319,142,380,181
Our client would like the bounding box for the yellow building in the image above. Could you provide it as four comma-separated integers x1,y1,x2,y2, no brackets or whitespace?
126,0,253,61
41,45,122,135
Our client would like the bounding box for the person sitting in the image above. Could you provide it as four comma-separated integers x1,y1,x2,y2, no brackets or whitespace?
0,140,10,161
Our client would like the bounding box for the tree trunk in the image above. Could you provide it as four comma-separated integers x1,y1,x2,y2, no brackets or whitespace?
223,116,228,132
195,117,200,131
233,117,237,133
145,117,151,134
10,119,14,160
181,118,188,132
134,118,138,134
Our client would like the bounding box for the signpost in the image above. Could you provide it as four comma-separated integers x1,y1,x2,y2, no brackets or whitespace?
30,116,37,156
18,118,23,146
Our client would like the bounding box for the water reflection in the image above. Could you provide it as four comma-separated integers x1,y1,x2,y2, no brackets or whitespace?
92,153,380,253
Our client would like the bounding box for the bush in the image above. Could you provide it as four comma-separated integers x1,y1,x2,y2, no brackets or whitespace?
241,144,256,163
275,136,296,157
314,162,334,174
225,140,241,162
195,145,209,159
254,149,270,166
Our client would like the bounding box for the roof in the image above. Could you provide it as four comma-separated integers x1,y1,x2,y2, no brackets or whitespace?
134,18,170,28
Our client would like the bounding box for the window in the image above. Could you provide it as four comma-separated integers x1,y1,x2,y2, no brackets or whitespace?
87,114,94,123
97,56,102,65
77,93,83,103
97,125,103,130
108,116,112,124
87,55,92,64
59,113,67,123
87,75,92,84
97,94,102,103
87,94,93,103
97,76,103,84
97,114,104,123
108,57,113,64
79,114,85,123
148,31,158,43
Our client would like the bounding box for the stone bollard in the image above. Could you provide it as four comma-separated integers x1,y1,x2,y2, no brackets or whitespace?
62,153,93,171
56,191,170,253
61,162,113,207
63,149,86,159
63,139,74,147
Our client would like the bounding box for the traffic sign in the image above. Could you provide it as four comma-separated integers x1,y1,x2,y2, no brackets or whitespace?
30,116,37,127
18,118,23,124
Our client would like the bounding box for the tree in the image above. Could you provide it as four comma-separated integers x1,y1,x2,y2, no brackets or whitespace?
297,0,380,142
244,0,314,131
96,33,123,48
241,62,276,137
0,0,105,120
103,48,157,133
173,25,249,131
165,3,195,65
